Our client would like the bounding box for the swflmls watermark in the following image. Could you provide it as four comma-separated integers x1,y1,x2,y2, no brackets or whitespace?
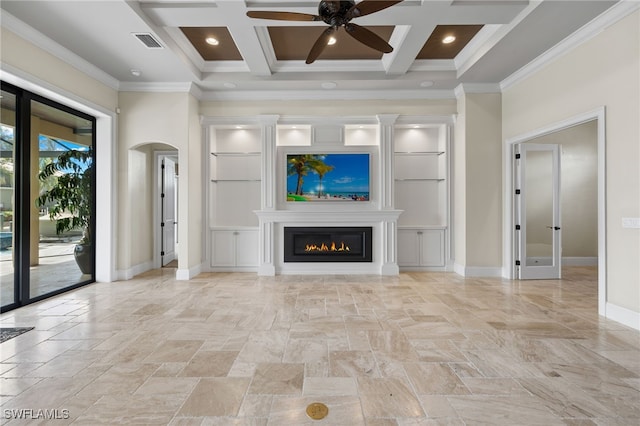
3,408,70,420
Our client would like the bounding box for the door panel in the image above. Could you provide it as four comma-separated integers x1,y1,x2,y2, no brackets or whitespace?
517,143,561,279
162,157,176,265
0,89,16,309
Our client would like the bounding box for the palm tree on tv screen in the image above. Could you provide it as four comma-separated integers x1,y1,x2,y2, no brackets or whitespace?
313,162,334,198
287,154,327,196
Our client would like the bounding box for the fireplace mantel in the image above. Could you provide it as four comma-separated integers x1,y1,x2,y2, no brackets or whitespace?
254,209,402,223
254,209,402,276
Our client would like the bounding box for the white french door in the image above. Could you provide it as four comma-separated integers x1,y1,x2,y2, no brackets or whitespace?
515,143,561,279
161,157,177,266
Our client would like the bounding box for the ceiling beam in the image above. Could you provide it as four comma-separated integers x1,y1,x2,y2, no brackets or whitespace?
220,2,273,76
382,24,437,76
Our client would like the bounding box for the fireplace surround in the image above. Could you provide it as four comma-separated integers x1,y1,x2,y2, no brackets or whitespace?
284,226,373,262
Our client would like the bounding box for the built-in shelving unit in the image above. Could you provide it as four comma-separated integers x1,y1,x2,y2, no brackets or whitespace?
203,115,451,274
394,123,450,269
208,125,262,270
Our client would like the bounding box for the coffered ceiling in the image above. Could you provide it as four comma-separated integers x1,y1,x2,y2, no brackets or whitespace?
0,1,620,100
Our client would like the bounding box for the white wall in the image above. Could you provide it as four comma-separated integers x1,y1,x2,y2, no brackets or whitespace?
453,91,503,275
525,121,598,258
0,29,117,109
503,11,640,318
117,91,202,279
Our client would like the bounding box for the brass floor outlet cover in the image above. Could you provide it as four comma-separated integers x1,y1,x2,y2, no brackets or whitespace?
306,402,329,420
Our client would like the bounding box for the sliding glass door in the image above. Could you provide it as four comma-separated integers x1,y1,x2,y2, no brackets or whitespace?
1,82,95,312
0,89,16,309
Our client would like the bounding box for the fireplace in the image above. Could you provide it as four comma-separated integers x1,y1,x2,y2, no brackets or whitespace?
284,226,373,262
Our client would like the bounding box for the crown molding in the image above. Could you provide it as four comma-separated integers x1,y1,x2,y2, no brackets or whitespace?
118,81,198,94
454,83,502,98
199,88,456,101
501,0,640,91
1,10,120,90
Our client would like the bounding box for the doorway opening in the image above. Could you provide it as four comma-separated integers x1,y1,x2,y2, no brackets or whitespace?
504,108,605,314
155,151,179,269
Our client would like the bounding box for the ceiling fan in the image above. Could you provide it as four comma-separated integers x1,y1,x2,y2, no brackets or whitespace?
246,0,403,64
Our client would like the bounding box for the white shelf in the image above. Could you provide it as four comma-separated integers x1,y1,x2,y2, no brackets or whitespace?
211,179,261,182
395,178,445,182
394,123,449,269
395,151,445,156
211,152,261,156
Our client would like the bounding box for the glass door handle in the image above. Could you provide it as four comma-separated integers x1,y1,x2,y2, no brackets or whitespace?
546,226,561,230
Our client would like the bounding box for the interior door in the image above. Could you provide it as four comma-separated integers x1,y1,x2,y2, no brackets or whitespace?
516,143,561,279
161,157,177,265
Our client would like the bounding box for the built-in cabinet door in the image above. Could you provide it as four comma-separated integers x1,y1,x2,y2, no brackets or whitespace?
235,230,259,267
420,229,445,267
211,230,236,267
398,228,446,268
397,229,421,266
211,229,258,268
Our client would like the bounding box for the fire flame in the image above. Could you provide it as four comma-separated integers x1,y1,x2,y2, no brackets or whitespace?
304,241,350,252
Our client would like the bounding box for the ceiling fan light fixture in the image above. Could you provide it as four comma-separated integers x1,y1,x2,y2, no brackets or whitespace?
206,37,220,46
246,0,403,64
327,36,337,46
442,35,456,44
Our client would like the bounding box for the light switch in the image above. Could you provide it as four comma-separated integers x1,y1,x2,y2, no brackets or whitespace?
622,217,640,229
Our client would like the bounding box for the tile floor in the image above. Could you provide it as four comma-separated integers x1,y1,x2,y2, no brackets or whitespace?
0,267,639,425
1,241,88,307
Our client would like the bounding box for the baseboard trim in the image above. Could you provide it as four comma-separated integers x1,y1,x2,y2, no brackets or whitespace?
453,263,503,277
176,263,202,280
563,257,598,266
116,261,153,281
606,302,640,331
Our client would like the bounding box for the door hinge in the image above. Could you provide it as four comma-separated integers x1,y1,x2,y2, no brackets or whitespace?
161,193,165,198
515,224,521,230
515,153,521,159
515,260,521,266
161,222,165,227
515,189,521,195
161,251,165,256
161,163,165,170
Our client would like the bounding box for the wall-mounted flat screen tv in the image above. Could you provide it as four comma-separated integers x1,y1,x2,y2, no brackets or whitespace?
286,153,370,202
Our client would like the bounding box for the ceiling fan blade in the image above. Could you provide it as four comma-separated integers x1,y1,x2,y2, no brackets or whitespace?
306,27,337,64
347,0,402,19
246,11,320,21
347,0,403,18
344,23,393,53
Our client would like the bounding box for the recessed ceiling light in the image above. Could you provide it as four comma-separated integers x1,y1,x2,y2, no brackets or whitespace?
130,69,141,77
419,81,434,88
321,82,337,89
327,37,337,46
223,82,237,89
442,35,456,44
206,37,219,46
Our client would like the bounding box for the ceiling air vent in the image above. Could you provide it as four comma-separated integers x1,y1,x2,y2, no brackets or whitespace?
132,33,163,49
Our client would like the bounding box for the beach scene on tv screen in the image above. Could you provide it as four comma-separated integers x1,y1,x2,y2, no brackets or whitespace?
287,153,369,202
